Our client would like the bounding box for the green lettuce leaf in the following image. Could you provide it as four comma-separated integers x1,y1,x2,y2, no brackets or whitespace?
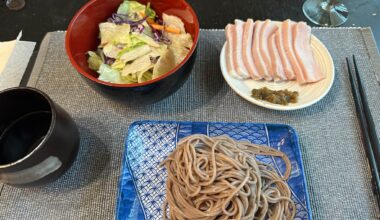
145,2,156,19
117,1,156,19
99,23,131,46
138,71,153,83
103,44,122,58
119,45,151,63
132,33,159,48
111,59,127,71
98,64,123,83
117,1,146,15
117,35,146,58
87,51,103,71
121,72,138,83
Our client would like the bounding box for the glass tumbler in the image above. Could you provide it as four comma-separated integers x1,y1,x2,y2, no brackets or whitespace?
6,0,25,10
303,0,348,27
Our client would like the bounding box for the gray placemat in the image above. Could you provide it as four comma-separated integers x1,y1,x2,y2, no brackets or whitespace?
1,28,380,220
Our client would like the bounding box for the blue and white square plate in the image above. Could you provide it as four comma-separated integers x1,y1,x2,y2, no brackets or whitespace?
116,121,312,220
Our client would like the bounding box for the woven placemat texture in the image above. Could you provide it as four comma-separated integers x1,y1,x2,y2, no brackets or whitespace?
1,29,380,220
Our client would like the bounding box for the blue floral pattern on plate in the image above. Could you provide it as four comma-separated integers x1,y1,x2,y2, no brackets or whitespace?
116,121,312,220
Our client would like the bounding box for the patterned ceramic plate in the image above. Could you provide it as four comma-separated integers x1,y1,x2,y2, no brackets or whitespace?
116,121,312,220
219,32,335,111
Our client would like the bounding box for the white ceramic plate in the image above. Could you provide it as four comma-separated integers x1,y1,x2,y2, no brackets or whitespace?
220,34,335,111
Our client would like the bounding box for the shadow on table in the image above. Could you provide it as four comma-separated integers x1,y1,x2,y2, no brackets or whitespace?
37,119,111,192
117,38,227,115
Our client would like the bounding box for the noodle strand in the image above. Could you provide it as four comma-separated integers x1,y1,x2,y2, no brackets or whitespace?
161,135,296,220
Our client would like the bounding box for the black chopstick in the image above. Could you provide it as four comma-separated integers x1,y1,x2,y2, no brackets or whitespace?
352,55,380,162
346,56,380,208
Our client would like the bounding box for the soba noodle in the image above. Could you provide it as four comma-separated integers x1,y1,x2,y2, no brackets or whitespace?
161,134,295,220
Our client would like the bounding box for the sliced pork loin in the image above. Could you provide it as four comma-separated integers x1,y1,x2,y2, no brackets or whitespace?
233,19,250,79
276,25,295,80
252,20,271,80
282,19,305,83
225,24,242,79
224,19,323,84
293,22,325,83
268,33,287,81
260,20,279,80
242,19,262,80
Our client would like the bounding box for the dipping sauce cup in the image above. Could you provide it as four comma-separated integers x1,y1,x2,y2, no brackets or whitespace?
0,87,80,187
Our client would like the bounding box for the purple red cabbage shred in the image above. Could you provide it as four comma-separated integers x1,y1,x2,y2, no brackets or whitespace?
106,13,171,45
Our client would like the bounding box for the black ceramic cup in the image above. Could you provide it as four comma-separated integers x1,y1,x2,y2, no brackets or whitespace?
0,87,80,187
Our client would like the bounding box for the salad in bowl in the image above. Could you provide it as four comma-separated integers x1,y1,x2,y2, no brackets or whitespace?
87,0,194,84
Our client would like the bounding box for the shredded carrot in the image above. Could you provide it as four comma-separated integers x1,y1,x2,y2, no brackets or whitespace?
146,18,155,25
146,16,182,34
150,24,181,34
164,26,181,34
151,23,164,30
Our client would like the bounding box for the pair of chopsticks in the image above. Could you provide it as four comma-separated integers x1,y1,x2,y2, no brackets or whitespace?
346,55,380,208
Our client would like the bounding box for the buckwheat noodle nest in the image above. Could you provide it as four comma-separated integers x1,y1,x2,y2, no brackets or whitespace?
161,134,295,220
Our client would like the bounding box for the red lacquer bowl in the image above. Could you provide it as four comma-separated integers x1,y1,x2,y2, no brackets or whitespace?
65,0,199,104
